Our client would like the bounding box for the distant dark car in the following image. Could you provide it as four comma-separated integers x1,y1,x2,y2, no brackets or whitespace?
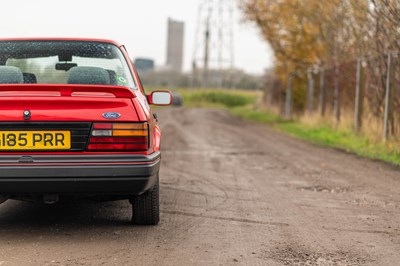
0,38,172,225
134,58,155,72
172,92,184,106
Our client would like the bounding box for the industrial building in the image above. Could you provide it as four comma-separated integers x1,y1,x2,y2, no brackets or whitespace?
166,18,185,73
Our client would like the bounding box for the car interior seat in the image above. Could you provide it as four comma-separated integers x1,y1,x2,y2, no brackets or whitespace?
67,66,111,85
0,66,24,84
106,69,117,85
23,73,37,84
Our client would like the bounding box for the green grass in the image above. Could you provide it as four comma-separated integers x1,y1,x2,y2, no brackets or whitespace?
230,106,400,165
275,123,400,164
176,89,258,108
173,89,400,165
230,106,283,124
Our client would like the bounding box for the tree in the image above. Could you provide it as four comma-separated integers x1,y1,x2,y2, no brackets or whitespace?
241,0,400,128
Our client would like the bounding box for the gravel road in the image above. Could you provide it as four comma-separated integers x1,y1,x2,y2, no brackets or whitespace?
0,108,399,266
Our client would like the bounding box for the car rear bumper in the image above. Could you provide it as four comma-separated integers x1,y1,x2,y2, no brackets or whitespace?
0,152,160,195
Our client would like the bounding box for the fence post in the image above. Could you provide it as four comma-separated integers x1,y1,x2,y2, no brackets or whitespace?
333,63,341,124
383,52,392,141
285,73,294,119
318,67,326,117
354,58,363,133
307,69,314,114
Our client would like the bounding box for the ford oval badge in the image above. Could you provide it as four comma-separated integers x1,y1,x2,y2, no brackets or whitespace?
102,112,121,119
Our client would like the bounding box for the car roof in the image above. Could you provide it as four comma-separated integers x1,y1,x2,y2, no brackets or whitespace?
0,38,123,47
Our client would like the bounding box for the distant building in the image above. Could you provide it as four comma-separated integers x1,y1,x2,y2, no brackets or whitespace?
166,18,185,73
134,58,155,73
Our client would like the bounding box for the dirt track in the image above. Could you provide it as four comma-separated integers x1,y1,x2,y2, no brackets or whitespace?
0,108,399,265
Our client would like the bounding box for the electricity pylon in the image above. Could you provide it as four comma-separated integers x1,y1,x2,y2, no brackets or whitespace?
192,0,235,88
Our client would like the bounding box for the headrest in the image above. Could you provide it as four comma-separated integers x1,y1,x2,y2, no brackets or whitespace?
106,69,117,85
0,66,23,84
67,66,110,85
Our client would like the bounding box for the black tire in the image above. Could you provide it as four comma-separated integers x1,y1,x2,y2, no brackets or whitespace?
131,176,160,225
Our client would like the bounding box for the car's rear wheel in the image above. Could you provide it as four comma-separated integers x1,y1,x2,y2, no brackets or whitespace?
131,175,160,225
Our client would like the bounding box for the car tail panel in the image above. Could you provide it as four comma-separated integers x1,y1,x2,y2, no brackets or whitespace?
0,122,91,151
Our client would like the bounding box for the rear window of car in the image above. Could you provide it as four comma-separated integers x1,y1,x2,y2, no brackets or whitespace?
0,40,137,89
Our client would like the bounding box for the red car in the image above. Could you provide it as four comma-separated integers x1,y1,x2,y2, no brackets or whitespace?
0,38,171,225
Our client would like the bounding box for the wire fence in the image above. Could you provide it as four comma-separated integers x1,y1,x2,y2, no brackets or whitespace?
265,52,400,141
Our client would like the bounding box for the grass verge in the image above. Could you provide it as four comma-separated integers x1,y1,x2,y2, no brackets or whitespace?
176,89,400,165
176,89,259,108
231,106,400,165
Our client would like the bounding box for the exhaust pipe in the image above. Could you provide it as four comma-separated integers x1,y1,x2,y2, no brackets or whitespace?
43,195,59,205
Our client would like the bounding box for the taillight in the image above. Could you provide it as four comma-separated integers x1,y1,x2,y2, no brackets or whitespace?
88,123,149,151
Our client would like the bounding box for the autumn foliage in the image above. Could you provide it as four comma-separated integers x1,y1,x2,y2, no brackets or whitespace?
241,0,400,136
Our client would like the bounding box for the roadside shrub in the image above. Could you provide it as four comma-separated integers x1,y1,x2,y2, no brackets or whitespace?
182,90,257,108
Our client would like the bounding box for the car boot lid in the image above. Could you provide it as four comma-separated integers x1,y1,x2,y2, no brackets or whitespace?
0,84,141,122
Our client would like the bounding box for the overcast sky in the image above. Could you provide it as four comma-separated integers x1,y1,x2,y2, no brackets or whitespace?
0,0,273,74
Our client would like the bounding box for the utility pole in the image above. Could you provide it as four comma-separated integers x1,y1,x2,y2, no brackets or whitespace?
203,15,210,87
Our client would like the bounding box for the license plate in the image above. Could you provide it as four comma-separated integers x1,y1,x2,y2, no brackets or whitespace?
0,131,71,150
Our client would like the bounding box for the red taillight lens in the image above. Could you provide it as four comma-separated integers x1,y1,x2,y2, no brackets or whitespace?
89,137,147,143
93,123,113,129
88,123,149,151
